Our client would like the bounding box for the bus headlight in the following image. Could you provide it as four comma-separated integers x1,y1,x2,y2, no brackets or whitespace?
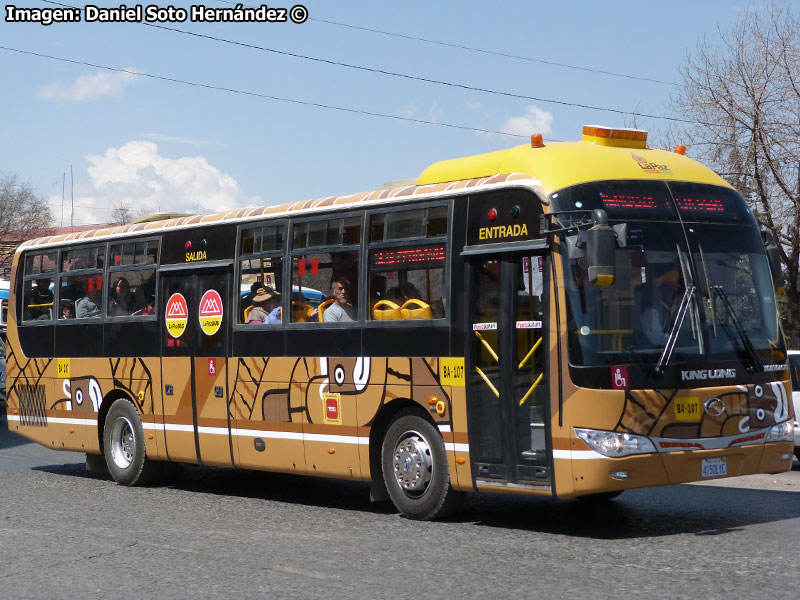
575,428,656,458
766,420,794,442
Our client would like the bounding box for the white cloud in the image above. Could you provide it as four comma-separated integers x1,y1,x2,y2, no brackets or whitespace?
500,105,554,137
39,68,142,102
71,141,248,223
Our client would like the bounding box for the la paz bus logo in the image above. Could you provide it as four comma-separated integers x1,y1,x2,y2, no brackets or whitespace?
199,289,223,336
631,152,672,175
165,293,188,339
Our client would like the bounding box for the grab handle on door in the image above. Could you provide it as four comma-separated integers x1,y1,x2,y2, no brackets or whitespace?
473,331,499,363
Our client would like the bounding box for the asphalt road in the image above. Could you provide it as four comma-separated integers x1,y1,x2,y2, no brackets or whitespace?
2,412,800,600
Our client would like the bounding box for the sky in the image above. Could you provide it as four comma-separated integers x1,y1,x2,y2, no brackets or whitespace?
0,1,788,227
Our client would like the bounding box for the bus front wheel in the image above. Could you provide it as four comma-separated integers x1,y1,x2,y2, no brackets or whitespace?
103,399,160,486
381,410,463,520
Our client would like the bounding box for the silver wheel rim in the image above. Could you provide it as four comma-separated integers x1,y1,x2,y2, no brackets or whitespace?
110,416,135,470
392,429,433,498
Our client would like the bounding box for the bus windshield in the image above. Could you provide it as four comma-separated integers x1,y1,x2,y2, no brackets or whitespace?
556,182,782,370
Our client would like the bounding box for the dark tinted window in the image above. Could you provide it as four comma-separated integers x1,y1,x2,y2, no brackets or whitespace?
551,180,676,220
668,182,755,224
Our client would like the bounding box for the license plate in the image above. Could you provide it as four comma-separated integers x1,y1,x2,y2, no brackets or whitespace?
701,457,727,478
674,397,701,421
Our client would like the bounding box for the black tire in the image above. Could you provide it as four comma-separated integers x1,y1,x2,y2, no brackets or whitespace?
103,399,160,486
794,448,800,462
381,410,464,520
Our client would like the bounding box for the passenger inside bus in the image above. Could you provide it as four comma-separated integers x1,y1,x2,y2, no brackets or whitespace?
76,285,101,318
139,297,155,316
109,277,138,317
323,276,357,322
27,278,54,320
246,287,282,324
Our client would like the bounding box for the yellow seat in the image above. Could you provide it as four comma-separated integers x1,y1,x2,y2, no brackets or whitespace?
400,299,432,320
243,305,254,322
291,301,313,323
373,300,401,321
317,298,335,322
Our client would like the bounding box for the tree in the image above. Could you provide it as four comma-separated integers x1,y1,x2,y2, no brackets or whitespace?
0,172,52,240
112,202,133,225
671,2,800,346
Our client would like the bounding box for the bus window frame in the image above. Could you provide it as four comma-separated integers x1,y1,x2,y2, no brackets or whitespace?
364,200,451,328
235,219,289,329
55,243,108,322
106,236,161,322
19,249,58,326
287,210,364,328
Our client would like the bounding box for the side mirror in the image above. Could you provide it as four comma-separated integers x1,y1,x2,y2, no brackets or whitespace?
761,230,785,294
587,209,615,286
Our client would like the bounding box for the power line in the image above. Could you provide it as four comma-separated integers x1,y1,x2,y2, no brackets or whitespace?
214,0,679,87
40,0,690,125
0,45,535,139
46,201,116,211
138,22,694,125
309,18,680,88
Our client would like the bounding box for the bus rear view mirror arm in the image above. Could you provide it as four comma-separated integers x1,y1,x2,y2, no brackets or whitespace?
587,209,616,287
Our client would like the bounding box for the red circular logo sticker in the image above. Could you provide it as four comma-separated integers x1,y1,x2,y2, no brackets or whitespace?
199,289,223,336
165,293,188,339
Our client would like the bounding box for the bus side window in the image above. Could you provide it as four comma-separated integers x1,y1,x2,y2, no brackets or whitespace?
368,244,446,321
239,256,284,324
292,251,360,322
21,252,56,322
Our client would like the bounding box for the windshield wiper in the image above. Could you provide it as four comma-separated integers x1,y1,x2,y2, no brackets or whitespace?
697,245,717,337
710,285,762,373
655,285,697,376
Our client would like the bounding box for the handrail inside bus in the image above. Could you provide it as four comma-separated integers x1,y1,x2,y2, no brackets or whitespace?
474,366,500,398
518,373,544,407
518,337,542,370
474,331,499,363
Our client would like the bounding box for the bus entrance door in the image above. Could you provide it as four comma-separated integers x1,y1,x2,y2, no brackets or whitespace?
467,253,550,488
160,269,235,467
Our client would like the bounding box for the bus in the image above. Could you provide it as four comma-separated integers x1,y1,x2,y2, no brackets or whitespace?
4,125,794,520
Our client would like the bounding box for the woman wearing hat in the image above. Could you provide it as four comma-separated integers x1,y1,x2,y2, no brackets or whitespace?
247,286,282,324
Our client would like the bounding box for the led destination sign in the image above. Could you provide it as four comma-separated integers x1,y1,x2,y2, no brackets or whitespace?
371,246,446,268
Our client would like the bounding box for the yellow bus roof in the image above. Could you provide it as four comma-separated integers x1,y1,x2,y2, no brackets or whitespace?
417,140,732,194
19,132,733,251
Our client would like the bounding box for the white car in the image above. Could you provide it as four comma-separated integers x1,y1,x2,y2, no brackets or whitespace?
790,350,800,459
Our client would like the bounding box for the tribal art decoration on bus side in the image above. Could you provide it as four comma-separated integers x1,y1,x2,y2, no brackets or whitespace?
48,358,156,416
5,341,51,427
614,382,789,439
5,333,156,421
229,356,453,428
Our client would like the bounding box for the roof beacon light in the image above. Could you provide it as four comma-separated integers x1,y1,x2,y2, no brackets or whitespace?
530,133,544,148
582,125,647,149
674,144,687,155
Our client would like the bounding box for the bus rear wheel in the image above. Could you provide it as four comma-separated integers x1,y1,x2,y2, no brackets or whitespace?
381,410,463,520
103,399,160,486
